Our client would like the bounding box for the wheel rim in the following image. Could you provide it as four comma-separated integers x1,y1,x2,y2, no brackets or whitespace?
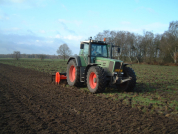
89,72,97,89
69,65,76,82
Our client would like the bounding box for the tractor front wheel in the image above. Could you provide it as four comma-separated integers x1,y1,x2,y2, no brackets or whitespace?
87,66,107,93
67,59,83,87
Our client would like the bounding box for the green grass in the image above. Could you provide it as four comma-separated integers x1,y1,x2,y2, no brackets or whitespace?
0,58,68,74
0,58,178,115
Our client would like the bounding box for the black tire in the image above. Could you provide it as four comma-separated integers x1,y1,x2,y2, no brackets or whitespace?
86,66,107,93
67,59,84,87
118,67,136,92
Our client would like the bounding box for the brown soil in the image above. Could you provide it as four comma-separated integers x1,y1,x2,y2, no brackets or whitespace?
0,63,178,134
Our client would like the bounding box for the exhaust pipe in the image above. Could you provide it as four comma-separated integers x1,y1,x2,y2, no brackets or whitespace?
88,37,92,64
110,43,113,59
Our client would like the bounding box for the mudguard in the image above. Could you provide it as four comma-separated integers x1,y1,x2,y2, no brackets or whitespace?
67,56,82,67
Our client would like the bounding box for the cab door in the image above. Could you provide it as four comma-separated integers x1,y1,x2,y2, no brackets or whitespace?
83,43,89,65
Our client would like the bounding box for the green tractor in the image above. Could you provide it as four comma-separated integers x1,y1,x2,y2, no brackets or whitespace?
66,37,136,93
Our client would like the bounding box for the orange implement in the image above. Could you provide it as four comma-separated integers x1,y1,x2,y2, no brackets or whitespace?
55,72,67,84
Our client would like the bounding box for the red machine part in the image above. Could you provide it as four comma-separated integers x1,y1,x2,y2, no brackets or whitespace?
55,72,67,84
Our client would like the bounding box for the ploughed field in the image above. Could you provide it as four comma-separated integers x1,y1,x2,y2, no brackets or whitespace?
0,59,178,133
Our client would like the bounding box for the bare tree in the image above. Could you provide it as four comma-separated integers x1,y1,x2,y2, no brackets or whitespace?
168,21,178,63
57,43,72,61
94,32,104,41
160,31,177,63
39,54,45,60
14,51,20,60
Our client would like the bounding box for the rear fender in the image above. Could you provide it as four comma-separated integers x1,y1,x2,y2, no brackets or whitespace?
67,56,81,67
85,64,98,74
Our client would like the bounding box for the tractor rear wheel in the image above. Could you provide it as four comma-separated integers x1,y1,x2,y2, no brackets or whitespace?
67,59,83,87
118,67,136,92
87,66,107,93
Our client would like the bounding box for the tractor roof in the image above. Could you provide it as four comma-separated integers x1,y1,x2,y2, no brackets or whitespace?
81,40,106,44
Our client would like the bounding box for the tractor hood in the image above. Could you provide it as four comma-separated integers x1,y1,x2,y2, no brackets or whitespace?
95,57,124,76
95,57,123,63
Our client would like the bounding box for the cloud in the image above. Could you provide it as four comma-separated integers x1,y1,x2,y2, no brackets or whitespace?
0,27,21,34
57,19,83,36
26,29,35,35
0,29,82,55
63,35,83,41
0,31,64,54
58,19,77,35
55,34,83,41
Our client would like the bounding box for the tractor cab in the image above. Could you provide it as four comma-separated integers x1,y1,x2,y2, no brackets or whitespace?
79,39,108,64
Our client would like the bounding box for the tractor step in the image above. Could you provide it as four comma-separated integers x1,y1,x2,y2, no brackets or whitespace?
51,72,67,84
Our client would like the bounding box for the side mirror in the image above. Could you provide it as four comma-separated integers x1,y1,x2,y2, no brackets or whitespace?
117,48,120,53
80,44,84,49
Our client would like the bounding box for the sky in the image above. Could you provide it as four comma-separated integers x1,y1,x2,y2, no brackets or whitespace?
0,0,178,55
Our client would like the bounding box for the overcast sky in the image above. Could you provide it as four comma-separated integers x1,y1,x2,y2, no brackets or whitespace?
0,0,178,55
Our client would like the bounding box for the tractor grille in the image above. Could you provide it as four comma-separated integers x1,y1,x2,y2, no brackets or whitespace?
109,61,122,72
109,61,114,72
114,62,121,70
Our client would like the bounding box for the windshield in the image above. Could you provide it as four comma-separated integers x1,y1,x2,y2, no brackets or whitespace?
91,44,108,57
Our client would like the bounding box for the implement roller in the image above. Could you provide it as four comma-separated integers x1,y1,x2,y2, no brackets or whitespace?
51,72,67,84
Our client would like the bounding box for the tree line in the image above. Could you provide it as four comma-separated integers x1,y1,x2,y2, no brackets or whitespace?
0,53,64,60
94,21,178,64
